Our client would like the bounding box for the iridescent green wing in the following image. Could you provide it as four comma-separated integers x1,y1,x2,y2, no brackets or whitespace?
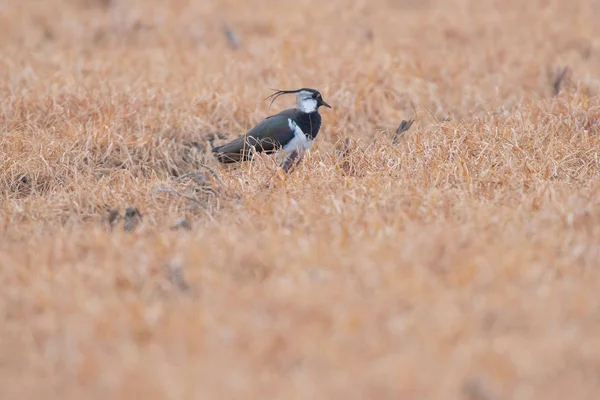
212,109,299,163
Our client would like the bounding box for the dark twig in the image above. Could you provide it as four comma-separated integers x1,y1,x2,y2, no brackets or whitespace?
221,23,241,49
393,119,414,144
552,66,571,97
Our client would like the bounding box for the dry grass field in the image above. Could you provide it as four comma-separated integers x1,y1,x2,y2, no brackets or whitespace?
1,0,600,398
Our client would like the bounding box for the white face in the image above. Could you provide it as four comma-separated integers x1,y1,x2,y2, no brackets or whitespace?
296,90,318,113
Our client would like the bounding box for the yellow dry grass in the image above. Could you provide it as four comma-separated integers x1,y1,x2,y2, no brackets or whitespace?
1,0,600,398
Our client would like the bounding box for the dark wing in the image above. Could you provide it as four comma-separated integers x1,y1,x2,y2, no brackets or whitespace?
212,109,300,163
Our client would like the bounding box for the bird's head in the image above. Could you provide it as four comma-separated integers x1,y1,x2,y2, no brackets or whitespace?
266,88,331,113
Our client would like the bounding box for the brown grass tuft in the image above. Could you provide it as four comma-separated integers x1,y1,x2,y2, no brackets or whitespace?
1,0,600,399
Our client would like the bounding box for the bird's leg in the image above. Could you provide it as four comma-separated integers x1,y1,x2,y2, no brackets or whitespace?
280,149,302,173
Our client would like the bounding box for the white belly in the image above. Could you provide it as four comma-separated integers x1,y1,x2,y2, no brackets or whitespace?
283,118,313,154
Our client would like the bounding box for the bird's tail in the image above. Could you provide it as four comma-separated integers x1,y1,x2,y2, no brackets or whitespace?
211,136,254,163
212,147,237,163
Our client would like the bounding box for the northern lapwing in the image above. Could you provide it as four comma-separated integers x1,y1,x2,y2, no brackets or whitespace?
211,88,331,168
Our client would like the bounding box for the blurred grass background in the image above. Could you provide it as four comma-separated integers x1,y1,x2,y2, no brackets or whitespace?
1,0,600,399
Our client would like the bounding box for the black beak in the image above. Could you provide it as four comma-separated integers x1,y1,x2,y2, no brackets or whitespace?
320,98,332,109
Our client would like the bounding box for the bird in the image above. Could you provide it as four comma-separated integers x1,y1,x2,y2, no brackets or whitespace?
211,88,331,168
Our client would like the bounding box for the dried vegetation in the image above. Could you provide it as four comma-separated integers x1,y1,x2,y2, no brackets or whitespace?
1,0,600,398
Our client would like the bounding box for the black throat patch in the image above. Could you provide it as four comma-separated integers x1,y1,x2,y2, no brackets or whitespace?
295,111,322,140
